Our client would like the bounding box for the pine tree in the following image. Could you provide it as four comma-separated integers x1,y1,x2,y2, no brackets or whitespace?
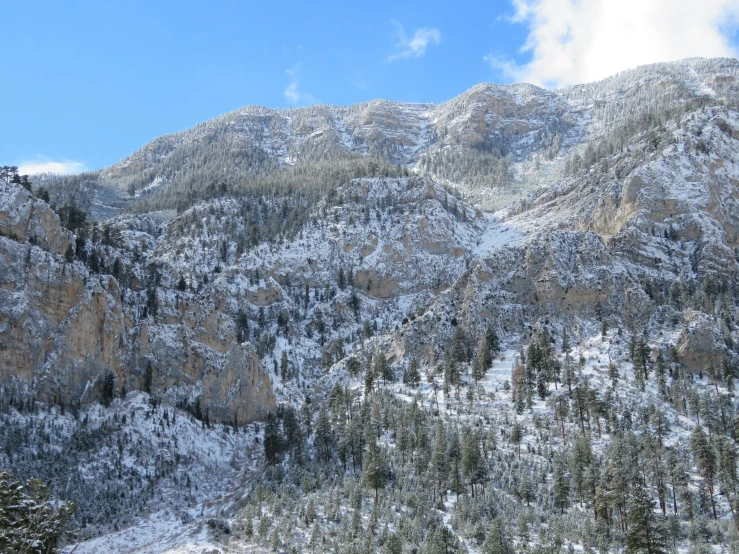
562,328,574,396
482,517,513,554
362,441,387,503
347,356,361,377
536,368,549,400
0,470,76,554
143,361,153,394
625,482,667,554
717,435,737,496
315,405,332,463
280,351,289,381
404,358,421,387
364,362,375,393
690,426,717,519
473,334,491,390
462,428,485,498
309,524,320,553
350,291,361,321
304,498,316,524
553,455,570,514
510,423,523,460
485,325,500,358
451,325,468,364
430,424,449,505
264,412,283,466
383,532,403,554
374,352,391,385
64,244,75,263
100,371,115,407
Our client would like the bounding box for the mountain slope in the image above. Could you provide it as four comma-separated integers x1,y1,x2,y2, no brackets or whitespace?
38,58,739,215
2,58,739,552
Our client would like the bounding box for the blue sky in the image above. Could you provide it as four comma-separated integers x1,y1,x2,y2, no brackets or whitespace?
3,0,738,173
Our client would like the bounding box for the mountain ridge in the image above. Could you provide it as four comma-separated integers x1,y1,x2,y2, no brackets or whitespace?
36,57,739,218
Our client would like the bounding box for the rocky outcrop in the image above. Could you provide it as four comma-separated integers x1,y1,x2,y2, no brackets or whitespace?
0,181,73,256
0,234,128,400
369,108,739,374
0,183,275,423
675,312,727,373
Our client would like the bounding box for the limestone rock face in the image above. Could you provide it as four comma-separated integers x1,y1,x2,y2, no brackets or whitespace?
132,301,275,423
0,234,128,402
370,107,739,374
0,183,274,424
675,313,727,373
0,182,73,256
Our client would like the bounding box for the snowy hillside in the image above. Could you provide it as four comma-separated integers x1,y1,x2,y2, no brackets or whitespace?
2,58,739,553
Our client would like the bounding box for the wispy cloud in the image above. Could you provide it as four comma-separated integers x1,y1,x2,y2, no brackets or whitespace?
490,0,739,88
283,65,317,106
18,156,86,175
348,71,370,90
387,20,441,62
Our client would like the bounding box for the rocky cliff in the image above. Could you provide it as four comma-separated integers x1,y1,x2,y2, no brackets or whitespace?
370,105,739,375
0,182,274,423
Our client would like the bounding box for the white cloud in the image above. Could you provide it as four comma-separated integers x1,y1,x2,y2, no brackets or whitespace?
348,71,370,90
490,0,739,88
18,156,86,175
388,20,441,62
283,65,317,106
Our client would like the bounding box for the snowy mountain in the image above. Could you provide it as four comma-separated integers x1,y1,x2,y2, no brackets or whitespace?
38,57,739,215
2,58,739,553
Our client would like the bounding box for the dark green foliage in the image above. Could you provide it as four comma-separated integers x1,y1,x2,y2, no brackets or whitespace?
145,287,158,318
403,358,421,387
264,412,284,466
280,351,289,381
99,372,115,407
0,470,75,554
349,292,360,321
482,517,513,554
315,406,332,463
374,352,391,385
383,532,403,554
362,441,387,502
55,204,87,233
553,455,570,513
86,248,100,273
364,361,375,393
143,361,153,394
235,311,249,343
690,426,717,518
0,166,19,184
451,325,468,365
510,423,523,460
625,482,668,554
35,187,51,203
346,357,361,377
485,325,500,358
64,244,75,263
